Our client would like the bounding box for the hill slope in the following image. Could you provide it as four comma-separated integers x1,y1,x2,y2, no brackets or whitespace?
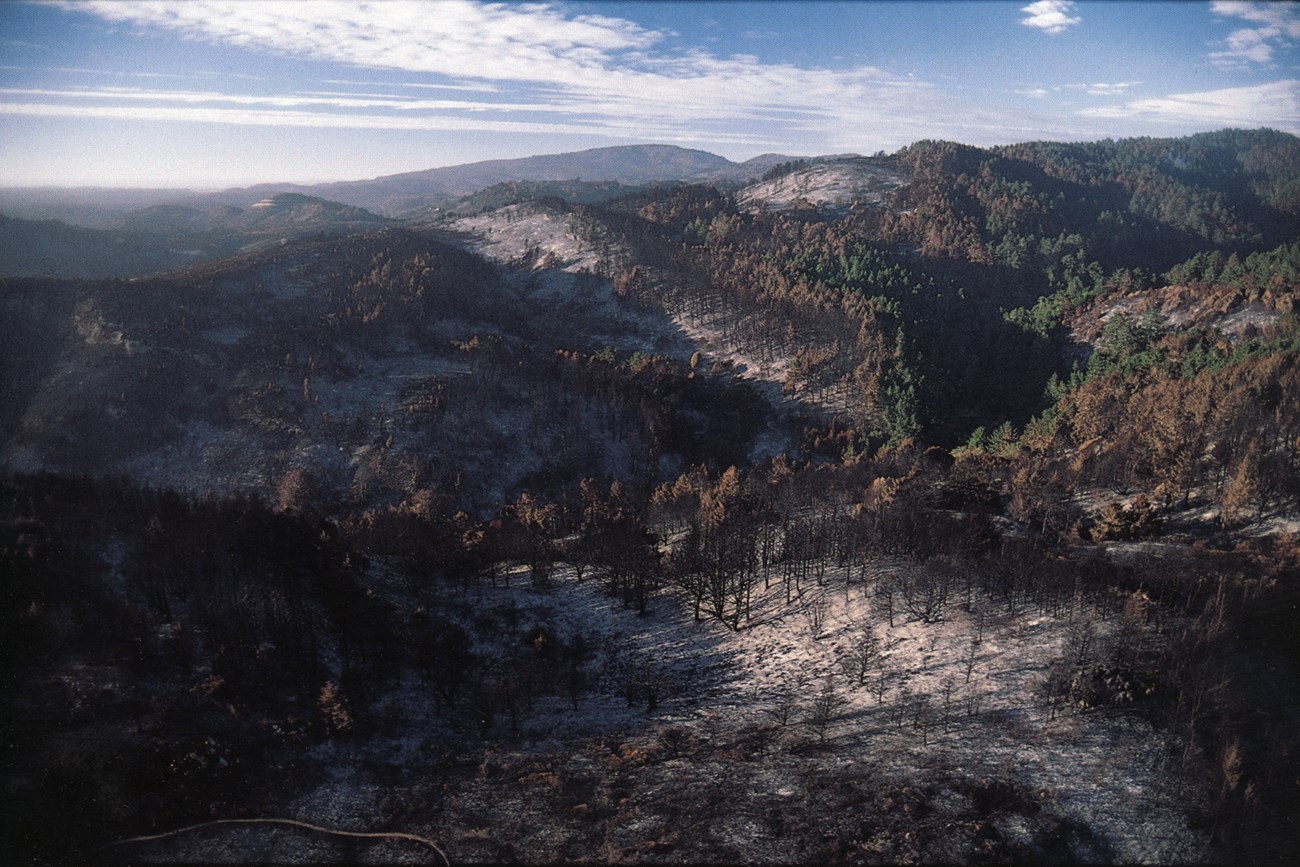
0,228,789,513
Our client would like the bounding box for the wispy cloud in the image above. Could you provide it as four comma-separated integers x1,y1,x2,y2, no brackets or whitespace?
0,99,781,147
70,0,666,88
1066,81,1142,96
1020,1,1081,35
0,63,192,79
52,0,952,152
320,78,500,94
32,0,1295,157
1209,1,1300,68
0,85,544,114
1078,79,1300,129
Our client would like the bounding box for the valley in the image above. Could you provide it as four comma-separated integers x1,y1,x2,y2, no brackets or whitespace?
3,132,1299,865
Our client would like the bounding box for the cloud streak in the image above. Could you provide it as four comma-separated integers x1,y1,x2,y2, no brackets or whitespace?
1078,79,1300,129
0,99,781,147
0,85,580,115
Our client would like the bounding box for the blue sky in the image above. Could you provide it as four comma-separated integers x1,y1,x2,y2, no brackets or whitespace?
0,1,1296,188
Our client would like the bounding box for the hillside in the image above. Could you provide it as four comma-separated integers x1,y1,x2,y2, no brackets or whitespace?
0,185,209,229
3,129,1299,865
0,195,395,279
0,228,790,515
0,214,207,279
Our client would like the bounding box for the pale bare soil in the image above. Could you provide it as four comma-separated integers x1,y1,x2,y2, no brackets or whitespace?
129,554,1208,864
449,202,860,421
736,159,910,215
1071,286,1283,349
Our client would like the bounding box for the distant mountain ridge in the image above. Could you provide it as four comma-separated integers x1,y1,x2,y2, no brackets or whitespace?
137,146,805,217
239,145,806,215
0,144,808,224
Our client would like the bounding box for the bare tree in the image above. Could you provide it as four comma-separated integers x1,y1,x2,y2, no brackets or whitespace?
842,627,881,686
894,686,913,729
872,661,890,705
767,677,806,728
898,559,952,624
876,571,896,627
940,676,956,733
1112,589,1150,670
806,677,845,743
657,725,694,759
1041,659,1072,722
911,692,935,745
1065,597,1099,668
805,593,831,639
963,632,980,684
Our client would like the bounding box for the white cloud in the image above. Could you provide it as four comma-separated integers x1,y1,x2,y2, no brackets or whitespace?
1212,0,1300,31
0,85,552,115
1020,1,1081,35
1065,81,1142,96
1078,79,1300,131
71,0,665,87
1209,1,1300,68
38,0,1284,159
54,0,957,153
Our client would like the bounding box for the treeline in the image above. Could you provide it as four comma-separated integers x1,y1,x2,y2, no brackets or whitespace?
1166,238,1300,298
877,131,1298,337
1006,314,1300,524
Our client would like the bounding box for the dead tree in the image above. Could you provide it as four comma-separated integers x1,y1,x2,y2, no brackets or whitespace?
806,677,845,743
898,560,952,624
964,632,980,684
842,628,881,686
805,593,831,639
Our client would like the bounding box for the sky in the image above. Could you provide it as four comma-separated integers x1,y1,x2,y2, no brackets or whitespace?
0,0,1297,188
